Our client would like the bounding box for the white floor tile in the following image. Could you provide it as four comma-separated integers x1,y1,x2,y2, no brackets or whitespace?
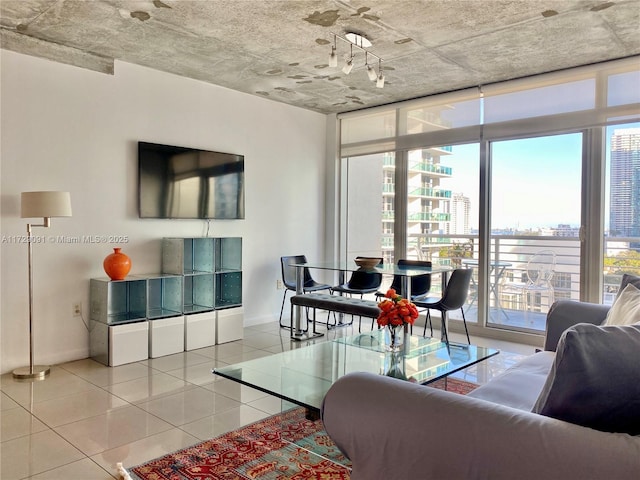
104,372,195,404
1,429,84,479
27,458,114,480
54,405,174,456
1,406,49,442
136,388,241,426
31,389,129,427
90,428,199,475
59,360,152,388
180,404,270,440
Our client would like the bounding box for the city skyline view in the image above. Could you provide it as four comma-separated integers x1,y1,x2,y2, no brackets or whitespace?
438,124,640,234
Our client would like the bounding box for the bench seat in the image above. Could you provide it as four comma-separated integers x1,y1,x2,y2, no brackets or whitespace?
290,293,380,318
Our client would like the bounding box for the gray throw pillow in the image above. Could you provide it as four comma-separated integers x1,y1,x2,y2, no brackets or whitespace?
618,273,640,300
532,323,640,435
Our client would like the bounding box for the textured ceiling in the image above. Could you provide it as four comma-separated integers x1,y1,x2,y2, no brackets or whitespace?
1,0,639,114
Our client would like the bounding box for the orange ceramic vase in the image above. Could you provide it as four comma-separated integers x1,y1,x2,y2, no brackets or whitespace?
103,247,131,281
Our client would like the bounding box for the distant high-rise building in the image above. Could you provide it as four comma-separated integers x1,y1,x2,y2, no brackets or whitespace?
449,193,471,234
610,128,640,237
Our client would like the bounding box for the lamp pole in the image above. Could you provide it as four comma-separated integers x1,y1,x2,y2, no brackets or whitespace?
13,219,52,380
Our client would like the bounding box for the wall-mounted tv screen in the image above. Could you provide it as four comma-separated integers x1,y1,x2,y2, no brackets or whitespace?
138,142,245,219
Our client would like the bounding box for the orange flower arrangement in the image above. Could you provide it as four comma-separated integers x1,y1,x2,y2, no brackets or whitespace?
376,288,419,327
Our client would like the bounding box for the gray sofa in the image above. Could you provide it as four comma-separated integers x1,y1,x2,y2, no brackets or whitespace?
321,300,640,480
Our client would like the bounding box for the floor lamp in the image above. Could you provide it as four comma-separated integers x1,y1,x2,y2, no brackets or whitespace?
13,191,72,380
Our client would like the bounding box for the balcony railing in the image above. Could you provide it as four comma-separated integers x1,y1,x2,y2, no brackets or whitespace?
408,212,451,222
390,233,640,332
408,163,453,176
408,187,452,198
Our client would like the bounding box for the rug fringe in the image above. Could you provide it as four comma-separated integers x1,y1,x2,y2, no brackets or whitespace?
116,462,133,480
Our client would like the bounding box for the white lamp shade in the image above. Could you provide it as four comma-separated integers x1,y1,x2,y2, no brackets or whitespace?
21,191,72,218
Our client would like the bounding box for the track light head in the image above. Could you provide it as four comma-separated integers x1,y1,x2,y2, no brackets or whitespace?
376,72,385,88
329,46,338,67
366,64,377,81
342,57,353,75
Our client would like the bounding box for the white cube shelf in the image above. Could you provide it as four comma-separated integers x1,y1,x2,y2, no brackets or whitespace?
109,321,149,366
149,316,185,358
216,307,244,344
184,311,217,350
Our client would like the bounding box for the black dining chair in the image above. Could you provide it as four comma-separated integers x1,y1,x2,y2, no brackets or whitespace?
374,259,432,332
279,255,331,329
414,268,473,344
330,257,383,331
375,259,432,301
330,257,384,297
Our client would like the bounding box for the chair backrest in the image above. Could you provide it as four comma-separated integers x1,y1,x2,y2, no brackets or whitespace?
526,250,556,286
280,255,312,290
347,257,383,289
440,268,473,310
389,259,432,297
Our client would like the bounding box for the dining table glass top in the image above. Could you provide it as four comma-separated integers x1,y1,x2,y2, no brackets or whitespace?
296,260,453,276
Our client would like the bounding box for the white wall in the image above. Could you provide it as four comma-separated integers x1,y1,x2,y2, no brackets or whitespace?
0,50,328,374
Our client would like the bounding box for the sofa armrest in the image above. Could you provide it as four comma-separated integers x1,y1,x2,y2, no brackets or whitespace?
321,372,640,480
544,300,610,351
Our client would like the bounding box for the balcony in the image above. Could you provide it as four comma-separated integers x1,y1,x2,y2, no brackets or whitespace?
394,233,640,333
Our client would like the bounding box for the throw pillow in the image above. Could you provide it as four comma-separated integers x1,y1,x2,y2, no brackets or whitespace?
617,273,640,300
532,323,640,435
604,283,640,326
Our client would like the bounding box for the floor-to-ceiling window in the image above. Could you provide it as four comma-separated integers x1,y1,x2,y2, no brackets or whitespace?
488,133,583,333
338,57,640,343
604,123,640,302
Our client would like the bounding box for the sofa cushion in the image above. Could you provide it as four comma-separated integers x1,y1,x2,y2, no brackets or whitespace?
467,351,554,411
532,323,640,435
604,283,640,326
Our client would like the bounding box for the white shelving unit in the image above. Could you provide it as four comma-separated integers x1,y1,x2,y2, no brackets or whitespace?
90,237,243,366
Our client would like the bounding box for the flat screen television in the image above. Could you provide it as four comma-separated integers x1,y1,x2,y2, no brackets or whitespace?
138,142,245,219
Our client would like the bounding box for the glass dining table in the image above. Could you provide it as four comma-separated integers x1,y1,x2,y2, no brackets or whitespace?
291,260,453,341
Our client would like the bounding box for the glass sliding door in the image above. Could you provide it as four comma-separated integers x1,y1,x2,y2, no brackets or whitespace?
405,143,480,322
489,133,583,332
343,152,391,277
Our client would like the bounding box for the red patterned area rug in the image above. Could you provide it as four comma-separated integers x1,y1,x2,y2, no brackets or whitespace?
126,378,477,480
429,377,480,395
128,407,350,480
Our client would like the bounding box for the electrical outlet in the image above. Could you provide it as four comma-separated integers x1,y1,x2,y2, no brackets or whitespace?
73,302,82,317
276,279,283,290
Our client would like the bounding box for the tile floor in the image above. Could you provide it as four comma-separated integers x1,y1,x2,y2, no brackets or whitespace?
1,319,536,479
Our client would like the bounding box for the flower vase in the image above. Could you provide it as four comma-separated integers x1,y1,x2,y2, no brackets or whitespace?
103,247,131,281
384,324,405,352
383,351,407,380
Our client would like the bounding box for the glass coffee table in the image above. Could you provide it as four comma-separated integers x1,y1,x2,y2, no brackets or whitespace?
214,331,499,416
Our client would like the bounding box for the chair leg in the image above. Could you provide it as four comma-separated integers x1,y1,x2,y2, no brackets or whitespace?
279,290,290,328
460,307,470,344
423,310,433,337
440,312,449,344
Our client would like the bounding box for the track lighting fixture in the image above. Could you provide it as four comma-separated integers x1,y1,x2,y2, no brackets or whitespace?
327,32,385,88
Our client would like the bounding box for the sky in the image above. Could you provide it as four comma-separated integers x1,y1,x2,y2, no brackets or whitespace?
440,123,640,231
